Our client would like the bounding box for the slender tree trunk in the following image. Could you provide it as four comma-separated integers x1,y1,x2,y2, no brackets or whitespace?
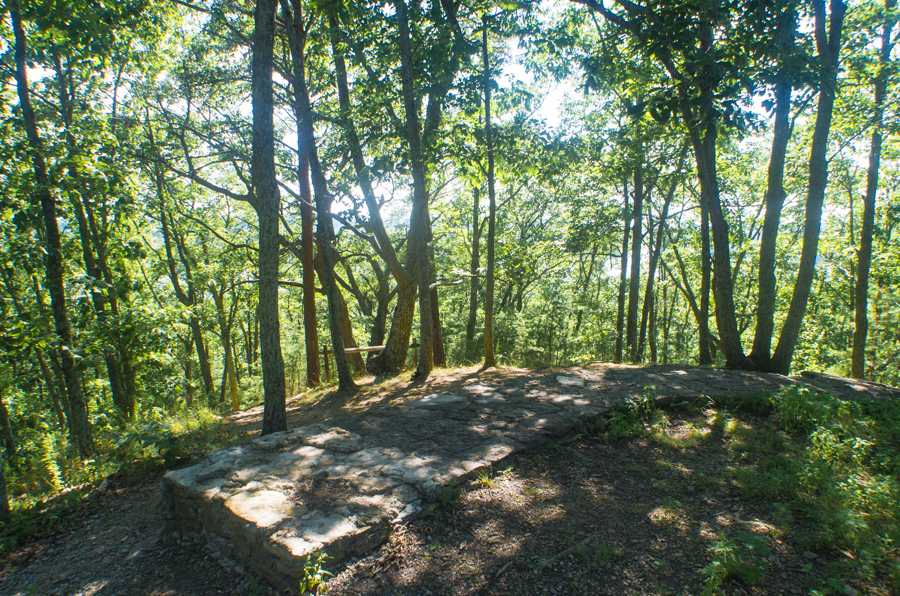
285,0,354,390
465,187,482,361
483,16,497,368
395,0,434,379
699,201,713,365
649,265,661,363
252,0,288,433
638,166,679,360
771,0,846,374
188,315,214,400
212,288,240,409
615,179,631,363
9,4,94,457
852,0,895,379
2,271,69,431
52,52,133,419
750,16,795,367
150,124,215,399
296,59,321,387
38,353,67,430
626,148,644,361
0,389,15,457
180,335,195,406
0,447,9,523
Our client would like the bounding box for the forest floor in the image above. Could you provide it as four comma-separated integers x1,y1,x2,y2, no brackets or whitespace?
2,364,897,596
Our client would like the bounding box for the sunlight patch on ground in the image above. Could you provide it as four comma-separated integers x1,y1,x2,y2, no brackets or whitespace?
653,421,712,449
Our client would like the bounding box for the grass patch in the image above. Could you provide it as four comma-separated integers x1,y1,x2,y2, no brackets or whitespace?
591,383,900,590
721,386,900,588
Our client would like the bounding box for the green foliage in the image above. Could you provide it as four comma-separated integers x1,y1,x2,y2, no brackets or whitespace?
597,385,659,440
298,551,333,595
1,403,230,555
722,386,900,586
698,532,771,595
431,482,464,520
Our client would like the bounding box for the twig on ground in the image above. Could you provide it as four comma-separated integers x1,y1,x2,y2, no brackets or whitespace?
495,558,515,578
534,534,598,575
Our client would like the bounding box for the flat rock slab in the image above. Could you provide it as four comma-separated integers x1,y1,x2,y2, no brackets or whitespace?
160,363,897,593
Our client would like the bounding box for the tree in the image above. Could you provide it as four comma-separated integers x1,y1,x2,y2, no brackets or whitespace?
8,0,95,457
770,0,847,374
283,0,355,391
483,14,498,369
252,0,288,434
852,0,896,378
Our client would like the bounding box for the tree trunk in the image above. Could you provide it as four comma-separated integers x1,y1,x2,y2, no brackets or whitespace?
285,0,354,390
771,0,846,374
368,267,394,351
252,0,288,433
295,49,321,388
327,10,415,376
638,165,680,360
52,51,133,419
677,19,750,370
749,4,796,367
699,200,713,365
337,292,366,373
38,353,67,430
150,125,216,400
482,16,497,369
395,0,434,380
9,4,94,457
852,0,895,379
0,389,15,457
626,148,644,362
431,286,447,368
0,447,9,523
465,187,482,361
649,266,660,363
212,287,240,409
615,179,631,363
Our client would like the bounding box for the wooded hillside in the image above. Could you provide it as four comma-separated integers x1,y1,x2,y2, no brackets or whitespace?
1,0,899,526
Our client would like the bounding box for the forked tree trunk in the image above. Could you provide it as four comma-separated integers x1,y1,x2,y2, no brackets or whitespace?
328,10,416,375
395,0,434,379
771,0,846,374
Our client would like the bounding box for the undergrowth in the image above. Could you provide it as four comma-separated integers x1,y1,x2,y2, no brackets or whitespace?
1,403,234,555
594,384,900,592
